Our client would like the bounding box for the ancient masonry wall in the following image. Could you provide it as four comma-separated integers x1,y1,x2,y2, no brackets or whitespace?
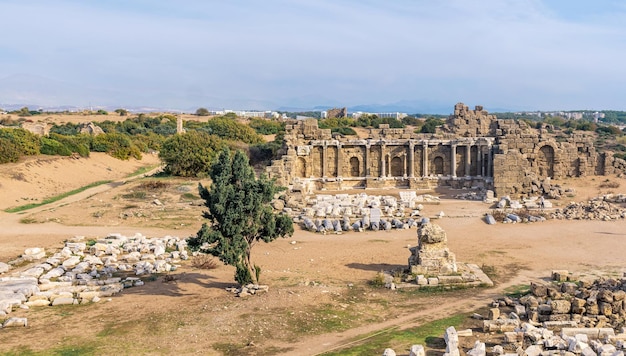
266,103,626,198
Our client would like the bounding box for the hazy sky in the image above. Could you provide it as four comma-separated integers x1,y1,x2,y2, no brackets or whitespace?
2,0,626,112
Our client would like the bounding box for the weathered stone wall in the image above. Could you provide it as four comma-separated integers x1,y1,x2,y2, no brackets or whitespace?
267,103,626,198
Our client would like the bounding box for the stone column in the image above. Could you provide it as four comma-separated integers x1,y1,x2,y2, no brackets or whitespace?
322,143,328,178
487,145,492,177
403,153,408,177
422,141,429,177
477,144,483,177
451,143,457,178
364,143,370,177
465,145,471,176
336,143,342,178
381,144,386,178
409,141,415,178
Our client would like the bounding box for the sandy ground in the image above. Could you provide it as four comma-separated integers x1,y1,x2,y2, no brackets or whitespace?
0,151,626,354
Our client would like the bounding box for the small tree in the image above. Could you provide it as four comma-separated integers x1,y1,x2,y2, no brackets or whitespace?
188,148,294,285
159,131,225,177
114,109,128,116
195,107,210,116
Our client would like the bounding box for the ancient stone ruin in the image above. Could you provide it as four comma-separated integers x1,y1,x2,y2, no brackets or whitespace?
78,122,105,136
384,271,626,356
266,102,626,198
409,221,457,275
0,233,187,328
380,221,492,290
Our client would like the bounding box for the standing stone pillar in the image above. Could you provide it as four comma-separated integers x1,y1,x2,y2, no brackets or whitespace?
365,143,371,177
322,143,328,178
487,145,492,177
381,144,386,178
409,141,415,178
422,141,429,177
477,144,483,177
451,143,457,178
465,145,471,176
336,143,342,178
403,153,408,177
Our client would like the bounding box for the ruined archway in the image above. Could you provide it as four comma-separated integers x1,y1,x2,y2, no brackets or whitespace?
296,157,307,178
538,145,555,178
433,156,444,175
349,157,360,177
390,157,403,177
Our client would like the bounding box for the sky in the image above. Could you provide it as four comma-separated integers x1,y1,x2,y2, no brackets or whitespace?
1,0,626,113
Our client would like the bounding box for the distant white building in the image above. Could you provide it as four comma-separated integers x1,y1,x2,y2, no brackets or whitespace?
351,111,407,120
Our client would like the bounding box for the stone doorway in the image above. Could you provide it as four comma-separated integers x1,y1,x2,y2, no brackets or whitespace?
390,157,403,177
296,157,307,178
433,156,444,175
349,157,360,177
538,145,555,178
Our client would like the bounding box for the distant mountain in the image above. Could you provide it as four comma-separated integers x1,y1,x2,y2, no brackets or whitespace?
280,100,456,115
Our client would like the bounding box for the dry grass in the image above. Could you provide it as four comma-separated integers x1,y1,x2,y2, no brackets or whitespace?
599,179,620,189
191,254,219,270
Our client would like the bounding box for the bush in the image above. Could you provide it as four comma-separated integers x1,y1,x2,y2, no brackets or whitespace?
249,118,284,135
195,108,210,116
50,122,80,136
0,128,41,156
40,137,73,156
91,132,142,160
420,118,444,133
48,133,91,157
202,116,263,144
159,130,226,177
0,137,20,163
191,254,219,270
331,127,357,135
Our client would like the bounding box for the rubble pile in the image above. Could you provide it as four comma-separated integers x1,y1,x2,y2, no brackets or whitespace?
551,198,626,221
282,193,441,234
0,233,187,326
384,272,626,356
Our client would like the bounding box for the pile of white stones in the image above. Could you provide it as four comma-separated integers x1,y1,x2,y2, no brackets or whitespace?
551,197,626,221
0,233,187,328
292,192,442,233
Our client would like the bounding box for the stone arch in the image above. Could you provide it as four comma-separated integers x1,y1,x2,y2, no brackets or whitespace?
390,156,403,177
349,157,360,177
433,156,444,175
296,157,307,178
537,144,555,178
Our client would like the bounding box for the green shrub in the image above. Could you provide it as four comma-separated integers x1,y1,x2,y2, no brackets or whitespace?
159,131,226,177
0,128,41,155
0,137,20,163
91,132,142,160
202,116,263,144
50,122,81,136
40,137,72,156
249,118,284,135
48,133,91,157
331,127,357,135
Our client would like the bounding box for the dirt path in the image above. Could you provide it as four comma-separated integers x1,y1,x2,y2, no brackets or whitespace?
291,270,537,355
0,165,167,261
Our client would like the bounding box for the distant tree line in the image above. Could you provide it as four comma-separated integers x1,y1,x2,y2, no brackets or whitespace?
316,114,444,135
0,113,286,173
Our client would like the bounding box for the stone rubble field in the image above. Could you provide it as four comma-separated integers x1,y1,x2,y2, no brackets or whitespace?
0,233,188,329
283,192,443,233
384,271,626,356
